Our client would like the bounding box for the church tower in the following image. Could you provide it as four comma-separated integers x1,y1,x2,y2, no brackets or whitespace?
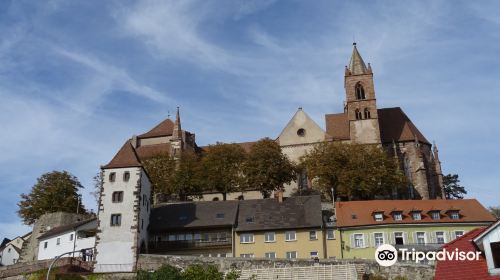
344,43,381,144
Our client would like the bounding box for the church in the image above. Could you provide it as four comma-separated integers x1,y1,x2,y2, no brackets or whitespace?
101,43,444,202
92,43,445,272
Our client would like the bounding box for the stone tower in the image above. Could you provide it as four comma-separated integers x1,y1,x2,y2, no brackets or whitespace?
344,43,381,144
170,107,183,160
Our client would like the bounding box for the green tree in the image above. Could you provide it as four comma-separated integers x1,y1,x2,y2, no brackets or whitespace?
181,264,223,280
89,171,103,207
243,138,296,198
172,151,203,200
142,153,176,198
443,174,467,199
17,171,87,225
488,206,500,218
300,142,406,201
200,143,246,200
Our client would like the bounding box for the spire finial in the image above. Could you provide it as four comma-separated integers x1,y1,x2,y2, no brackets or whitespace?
348,43,368,75
173,106,182,140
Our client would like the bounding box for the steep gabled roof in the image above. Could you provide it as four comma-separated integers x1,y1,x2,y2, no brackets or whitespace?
135,143,171,160
138,118,174,138
324,107,430,144
38,218,97,240
102,140,142,169
378,107,430,144
335,199,496,228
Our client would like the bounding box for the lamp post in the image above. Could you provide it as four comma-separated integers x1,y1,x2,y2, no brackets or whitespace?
46,249,89,280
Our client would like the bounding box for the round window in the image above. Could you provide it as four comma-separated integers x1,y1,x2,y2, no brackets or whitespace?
297,128,306,137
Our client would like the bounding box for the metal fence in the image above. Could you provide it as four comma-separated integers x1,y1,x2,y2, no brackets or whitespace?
237,264,358,280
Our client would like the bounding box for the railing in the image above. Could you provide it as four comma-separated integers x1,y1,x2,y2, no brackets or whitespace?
148,239,232,253
238,264,358,280
395,243,443,252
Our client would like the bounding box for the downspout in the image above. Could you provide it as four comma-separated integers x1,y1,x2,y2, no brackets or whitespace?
72,230,77,257
339,229,344,259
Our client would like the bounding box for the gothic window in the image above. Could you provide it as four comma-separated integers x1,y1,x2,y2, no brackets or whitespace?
364,108,371,119
355,109,362,120
355,83,366,100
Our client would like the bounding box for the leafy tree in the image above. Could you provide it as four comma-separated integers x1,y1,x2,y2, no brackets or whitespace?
242,138,297,198
172,151,203,200
181,264,223,280
300,142,406,201
18,171,87,225
89,171,103,207
200,143,246,200
142,153,176,199
488,206,500,218
443,174,467,199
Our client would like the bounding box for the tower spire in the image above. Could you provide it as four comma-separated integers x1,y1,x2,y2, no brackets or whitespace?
348,42,368,75
173,106,182,140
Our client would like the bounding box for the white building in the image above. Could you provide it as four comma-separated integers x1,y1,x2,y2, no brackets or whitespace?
37,218,97,261
93,142,152,273
0,234,29,266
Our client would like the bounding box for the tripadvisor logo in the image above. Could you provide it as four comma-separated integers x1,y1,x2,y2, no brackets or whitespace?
375,244,398,266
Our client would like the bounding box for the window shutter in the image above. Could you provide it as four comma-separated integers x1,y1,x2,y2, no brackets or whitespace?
350,234,355,248
445,231,450,243
389,232,395,244
412,232,417,243
403,232,408,245
384,233,389,245
369,233,374,248
363,234,368,248
450,231,456,240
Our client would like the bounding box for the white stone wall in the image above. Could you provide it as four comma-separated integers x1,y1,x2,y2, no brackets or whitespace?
0,244,20,265
94,167,144,273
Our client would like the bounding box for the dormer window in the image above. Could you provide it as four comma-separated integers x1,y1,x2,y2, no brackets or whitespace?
449,211,460,220
374,212,384,222
216,213,225,219
109,172,116,182
355,83,366,100
393,211,403,221
431,211,441,220
245,217,254,223
412,211,422,220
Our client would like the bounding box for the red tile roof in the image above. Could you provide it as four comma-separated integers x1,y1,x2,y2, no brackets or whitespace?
102,140,142,169
135,143,171,160
324,107,430,144
335,199,496,228
138,118,174,138
435,227,500,280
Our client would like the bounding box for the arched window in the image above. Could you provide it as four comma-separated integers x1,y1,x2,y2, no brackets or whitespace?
364,108,371,119
355,83,366,100
355,109,362,120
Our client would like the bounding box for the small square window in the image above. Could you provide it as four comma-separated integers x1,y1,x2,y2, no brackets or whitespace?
240,253,254,258
374,213,383,222
245,217,254,223
216,213,225,219
309,230,317,240
412,212,422,220
327,229,335,240
111,214,122,226
454,230,465,238
109,172,116,182
112,191,123,203
449,211,460,220
240,233,254,243
310,251,318,258
264,232,275,242
265,252,276,259
56,238,60,245
286,251,297,259
431,211,440,220
44,242,48,249
285,231,296,241
69,234,74,241
393,212,403,221
123,171,130,182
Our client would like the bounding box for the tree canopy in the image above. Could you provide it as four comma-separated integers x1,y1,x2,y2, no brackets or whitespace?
18,170,87,225
443,174,467,199
142,152,177,199
242,138,296,198
200,143,246,200
171,151,203,200
300,142,407,201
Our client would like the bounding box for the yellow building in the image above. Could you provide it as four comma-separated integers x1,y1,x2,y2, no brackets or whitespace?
234,196,325,259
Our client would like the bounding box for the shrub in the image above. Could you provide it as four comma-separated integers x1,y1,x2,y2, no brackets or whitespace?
181,264,223,280
224,269,241,280
151,264,182,280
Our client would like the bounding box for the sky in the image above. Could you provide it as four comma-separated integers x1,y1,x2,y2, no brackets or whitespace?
1,0,499,239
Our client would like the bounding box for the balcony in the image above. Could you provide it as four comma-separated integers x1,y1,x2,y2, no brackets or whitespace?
148,238,232,253
394,243,443,252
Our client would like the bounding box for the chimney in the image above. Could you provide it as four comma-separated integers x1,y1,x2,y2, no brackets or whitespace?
131,135,138,148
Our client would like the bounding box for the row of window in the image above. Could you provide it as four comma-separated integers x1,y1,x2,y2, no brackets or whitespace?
240,251,319,259
372,210,459,222
351,230,465,249
354,108,371,120
240,230,331,244
155,232,230,242
109,171,130,182
42,234,74,249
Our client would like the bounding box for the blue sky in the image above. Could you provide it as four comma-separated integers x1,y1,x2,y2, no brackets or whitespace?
1,0,499,238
